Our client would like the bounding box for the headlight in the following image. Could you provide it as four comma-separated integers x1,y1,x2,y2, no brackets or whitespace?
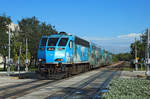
47,47,55,51
39,59,42,61
38,59,45,62
66,52,69,57
58,47,65,50
55,58,64,61
40,48,45,50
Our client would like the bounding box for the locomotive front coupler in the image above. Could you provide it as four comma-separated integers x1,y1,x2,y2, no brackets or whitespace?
56,62,66,72
58,62,62,67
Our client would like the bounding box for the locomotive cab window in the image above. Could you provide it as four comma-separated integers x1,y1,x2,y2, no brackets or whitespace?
58,38,68,46
40,38,48,46
48,38,59,46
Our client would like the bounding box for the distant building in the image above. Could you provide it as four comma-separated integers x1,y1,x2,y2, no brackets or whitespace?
9,23,19,31
7,23,20,36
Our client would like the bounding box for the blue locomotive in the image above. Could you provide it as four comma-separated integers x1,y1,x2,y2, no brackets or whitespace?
37,32,112,78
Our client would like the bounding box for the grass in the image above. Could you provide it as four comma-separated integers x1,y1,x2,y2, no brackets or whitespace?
102,78,150,99
121,66,147,71
0,68,5,71
120,62,147,71
121,67,133,71
0,65,38,72
28,66,38,72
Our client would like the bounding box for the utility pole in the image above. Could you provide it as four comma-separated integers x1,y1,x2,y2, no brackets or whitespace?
17,46,21,77
147,29,150,71
146,28,150,79
135,38,138,71
7,25,11,76
25,38,28,72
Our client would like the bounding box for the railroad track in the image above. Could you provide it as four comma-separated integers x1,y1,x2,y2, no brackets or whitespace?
0,69,102,99
0,80,55,99
45,70,121,99
0,62,123,99
44,62,124,99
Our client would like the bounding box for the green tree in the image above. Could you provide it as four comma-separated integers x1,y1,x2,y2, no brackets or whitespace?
130,29,147,63
18,16,41,65
114,53,131,61
130,40,145,61
0,14,11,70
11,41,31,65
40,22,57,35
112,54,118,62
18,16,57,66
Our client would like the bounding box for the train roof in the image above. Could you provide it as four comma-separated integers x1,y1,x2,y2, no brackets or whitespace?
41,34,72,38
41,34,111,54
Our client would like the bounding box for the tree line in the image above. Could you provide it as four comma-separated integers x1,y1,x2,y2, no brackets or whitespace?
0,14,57,70
130,29,148,63
112,53,131,62
113,29,148,63
113,29,147,63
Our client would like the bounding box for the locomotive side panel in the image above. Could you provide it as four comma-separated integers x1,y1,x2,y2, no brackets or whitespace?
73,45,89,63
73,36,90,64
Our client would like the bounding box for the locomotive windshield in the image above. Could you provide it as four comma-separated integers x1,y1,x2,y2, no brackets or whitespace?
40,38,48,46
58,38,69,46
48,38,59,46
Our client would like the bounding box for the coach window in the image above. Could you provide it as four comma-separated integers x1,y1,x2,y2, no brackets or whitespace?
69,40,73,48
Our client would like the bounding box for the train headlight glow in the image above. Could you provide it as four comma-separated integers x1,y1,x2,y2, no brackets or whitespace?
38,59,45,62
40,48,45,50
47,47,55,51
39,59,42,61
67,52,69,57
58,48,65,50
55,58,64,61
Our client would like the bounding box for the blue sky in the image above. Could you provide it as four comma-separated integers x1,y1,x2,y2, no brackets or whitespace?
0,0,150,53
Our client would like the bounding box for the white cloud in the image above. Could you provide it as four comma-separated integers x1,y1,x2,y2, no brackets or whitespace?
81,33,142,53
117,33,142,39
82,36,115,41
